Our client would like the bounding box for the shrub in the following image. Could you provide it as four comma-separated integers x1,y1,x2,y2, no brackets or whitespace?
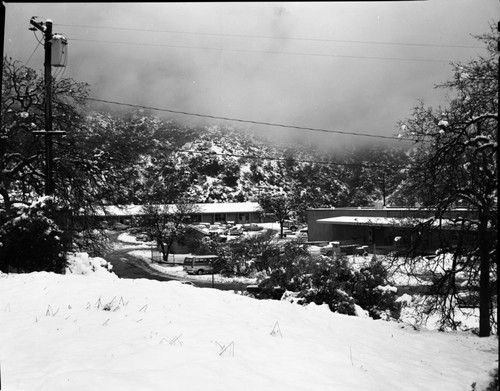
352,259,400,319
267,241,312,290
298,257,358,315
0,197,68,273
221,230,281,275
264,251,399,319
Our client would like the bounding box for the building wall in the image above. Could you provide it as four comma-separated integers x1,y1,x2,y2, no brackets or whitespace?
97,204,267,227
306,207,477,251
196,212,263,225
306,209,335,242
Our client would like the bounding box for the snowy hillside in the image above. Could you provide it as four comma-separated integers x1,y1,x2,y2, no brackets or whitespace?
178,125,297,203
0,254,497,391
82,110,409,209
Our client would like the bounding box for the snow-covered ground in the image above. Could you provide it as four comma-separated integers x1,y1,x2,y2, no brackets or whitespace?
0,252,497,390
118,230,491,330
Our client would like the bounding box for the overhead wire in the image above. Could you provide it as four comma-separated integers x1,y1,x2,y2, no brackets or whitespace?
25,35,42,67
25,22,418,145
85,97,414,141
82,96,410,169
163,147,406,170
57,23,485,50
19,18,481,176
43,20,426,165
68,37,453,64
20,34,410,170
58,20,479,64
53,65,67,82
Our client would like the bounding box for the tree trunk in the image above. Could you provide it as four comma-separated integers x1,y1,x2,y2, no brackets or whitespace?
279,219,285,239
163,246,171,263
163,236,175,263
157,239,167,263
478,212,491,337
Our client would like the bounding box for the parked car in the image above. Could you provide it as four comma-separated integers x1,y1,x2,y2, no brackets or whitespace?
225,226,244,236
296,228,308,239
190,223,210,234
241,223,264,231
208,224,225,235
282,220,300,232
320,240,360,256
135,234,152,242
246,278,286,300
112,222,129,231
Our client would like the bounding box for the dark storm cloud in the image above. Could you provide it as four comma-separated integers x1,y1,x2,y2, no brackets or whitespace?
3,1,497,148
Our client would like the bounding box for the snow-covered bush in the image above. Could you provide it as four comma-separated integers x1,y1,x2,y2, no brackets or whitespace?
0,197,68,273
298,257,358,316
66,252,115,276
264,252,400,319
219,230,281,276
352,258,400,320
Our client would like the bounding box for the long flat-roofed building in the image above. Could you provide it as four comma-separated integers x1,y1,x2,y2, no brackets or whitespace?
96,202,266,226
307,206,477,254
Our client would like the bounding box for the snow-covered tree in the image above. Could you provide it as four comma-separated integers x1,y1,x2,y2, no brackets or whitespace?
0,196,68,273
258,192,296,238
1,57,88,210
1,58,157,256
137,200,200,262
396,25,498,336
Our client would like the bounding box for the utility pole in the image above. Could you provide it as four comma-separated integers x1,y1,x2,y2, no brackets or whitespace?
1,2,5,130
29,17,65,196
382,171,386,207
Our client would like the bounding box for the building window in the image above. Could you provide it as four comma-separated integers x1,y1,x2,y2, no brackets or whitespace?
214,213,226,223
189,214,201,223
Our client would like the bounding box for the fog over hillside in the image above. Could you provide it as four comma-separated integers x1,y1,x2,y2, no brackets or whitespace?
4,2,496,150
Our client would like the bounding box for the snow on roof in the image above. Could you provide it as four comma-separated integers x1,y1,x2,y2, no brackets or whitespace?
99,202,262,216
316,216,455,228
198,202,262,214
317,216,404,226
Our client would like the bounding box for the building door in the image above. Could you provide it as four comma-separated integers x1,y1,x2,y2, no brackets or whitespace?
238,213,249,224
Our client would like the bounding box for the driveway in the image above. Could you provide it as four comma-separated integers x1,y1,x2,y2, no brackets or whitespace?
103,231,249,292
103,246,178,282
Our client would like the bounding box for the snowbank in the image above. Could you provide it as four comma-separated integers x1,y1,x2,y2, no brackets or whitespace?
0,271,497,391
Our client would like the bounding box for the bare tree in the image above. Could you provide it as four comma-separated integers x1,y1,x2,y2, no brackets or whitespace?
1,58,160,257
139,200,200,262
396,26,498,336
258,193,296,238
1,57,88,210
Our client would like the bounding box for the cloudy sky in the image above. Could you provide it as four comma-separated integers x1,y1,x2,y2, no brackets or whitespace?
3,1,498,149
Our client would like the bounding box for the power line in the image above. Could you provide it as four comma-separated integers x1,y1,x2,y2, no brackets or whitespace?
69,37,452,63
165,147,405,170
25,34,42,66
58,23,484,50
86,97,413,141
